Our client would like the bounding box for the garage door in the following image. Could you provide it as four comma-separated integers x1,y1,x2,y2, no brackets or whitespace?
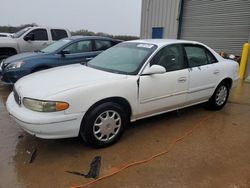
180,0,250,55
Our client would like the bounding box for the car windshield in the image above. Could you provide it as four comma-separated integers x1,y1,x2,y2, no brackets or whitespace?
88,42,157,75
12,27,31,38
41,39,72,53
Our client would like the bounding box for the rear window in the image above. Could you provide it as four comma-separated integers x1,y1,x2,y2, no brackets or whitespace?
51,29,68,41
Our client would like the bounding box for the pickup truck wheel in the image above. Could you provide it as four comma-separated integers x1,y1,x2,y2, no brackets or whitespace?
206,82,229,110
80,102,127,148
0,55,9,61
0,50,16,61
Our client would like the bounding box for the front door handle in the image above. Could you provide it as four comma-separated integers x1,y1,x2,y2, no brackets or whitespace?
178,77,187,83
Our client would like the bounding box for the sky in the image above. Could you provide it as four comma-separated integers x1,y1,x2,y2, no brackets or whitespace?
0,0,142,36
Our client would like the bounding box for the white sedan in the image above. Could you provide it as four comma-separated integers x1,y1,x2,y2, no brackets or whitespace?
6,39,239,147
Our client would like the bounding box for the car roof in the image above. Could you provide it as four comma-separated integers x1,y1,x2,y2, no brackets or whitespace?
126,39,204,48
127,39,224,62
25,26,69,30
67,35,120,42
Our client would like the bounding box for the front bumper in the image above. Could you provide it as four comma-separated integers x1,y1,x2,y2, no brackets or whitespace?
1,68,30,85
6,92,84,139
232,75,239,89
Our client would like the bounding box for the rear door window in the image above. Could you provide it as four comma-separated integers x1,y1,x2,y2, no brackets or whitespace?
51,29,68,41
184,45,218,67
206,50,218,63
184,45,209,67
64,40,92,54
94,40,113,51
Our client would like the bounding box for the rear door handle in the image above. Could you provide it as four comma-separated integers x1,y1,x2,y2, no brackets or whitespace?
178,77,187,83
213,70,220,75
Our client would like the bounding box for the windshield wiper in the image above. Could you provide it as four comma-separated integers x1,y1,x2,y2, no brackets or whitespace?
34,50,44,53
80,61,88,66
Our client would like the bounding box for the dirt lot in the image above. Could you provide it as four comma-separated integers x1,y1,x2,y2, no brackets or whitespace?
0,81,250,188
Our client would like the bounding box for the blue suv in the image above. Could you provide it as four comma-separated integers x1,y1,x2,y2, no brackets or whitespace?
0,36,121,84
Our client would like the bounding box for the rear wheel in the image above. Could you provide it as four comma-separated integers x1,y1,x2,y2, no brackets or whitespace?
206,82,229,110
80,102,128,148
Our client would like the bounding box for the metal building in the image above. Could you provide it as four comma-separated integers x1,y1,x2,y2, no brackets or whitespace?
140,0,180,39
140,0,250,55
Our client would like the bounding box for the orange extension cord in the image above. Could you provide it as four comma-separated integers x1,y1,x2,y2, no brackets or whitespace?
71,115,210,188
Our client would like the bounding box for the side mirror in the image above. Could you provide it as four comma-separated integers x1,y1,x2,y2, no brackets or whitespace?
60,49,70,57
142,65,166,75
24,33,34,41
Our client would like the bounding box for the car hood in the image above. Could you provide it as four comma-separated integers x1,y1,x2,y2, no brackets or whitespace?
0,37,18,49
14,64,127,99
4,52,45,64
0,37,16,44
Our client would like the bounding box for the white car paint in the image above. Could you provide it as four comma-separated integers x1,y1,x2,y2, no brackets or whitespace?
0,32,13,37
0,26,71,54
6,39,239,139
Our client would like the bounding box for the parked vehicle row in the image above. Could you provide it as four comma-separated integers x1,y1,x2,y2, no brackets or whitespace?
0,26,71,60
6,39,239,148
0,36,121,84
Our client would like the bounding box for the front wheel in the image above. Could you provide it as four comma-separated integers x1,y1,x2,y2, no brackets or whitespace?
206,83,229,110
80,102,128,148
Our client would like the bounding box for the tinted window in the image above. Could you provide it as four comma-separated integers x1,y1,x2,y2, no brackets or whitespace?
29,29,48,41
51,29,68,41
64,40,92,54
151,44,186,72
184,45,209,67
95,40,113,51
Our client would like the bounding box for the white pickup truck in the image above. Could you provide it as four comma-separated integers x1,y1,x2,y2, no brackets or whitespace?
0,26,71,60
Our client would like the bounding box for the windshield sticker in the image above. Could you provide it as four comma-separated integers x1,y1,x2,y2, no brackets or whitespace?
137,44,154,49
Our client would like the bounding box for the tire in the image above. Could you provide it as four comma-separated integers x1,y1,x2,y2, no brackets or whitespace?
0,49,17,61
80,102,128,148
0,55,9,61
206,82,230,110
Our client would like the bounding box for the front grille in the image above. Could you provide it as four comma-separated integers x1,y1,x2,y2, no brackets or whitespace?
0,59,5,69
13,87,21,105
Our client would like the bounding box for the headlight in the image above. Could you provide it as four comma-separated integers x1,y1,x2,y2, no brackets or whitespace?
6,61,25,70
23,98,69,112
0,59,5,67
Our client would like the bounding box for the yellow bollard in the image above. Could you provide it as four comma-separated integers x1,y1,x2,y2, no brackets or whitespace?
239,43,249,79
